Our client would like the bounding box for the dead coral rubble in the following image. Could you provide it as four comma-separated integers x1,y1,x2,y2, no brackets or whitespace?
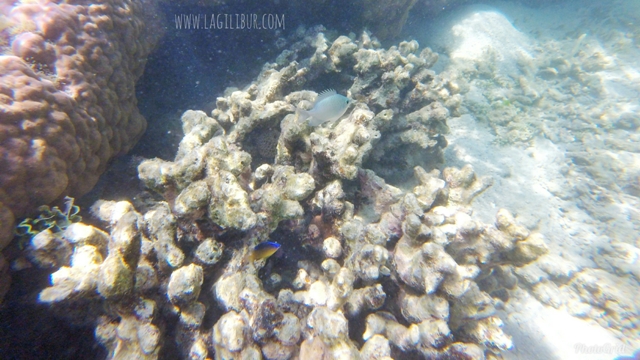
15,28,547,360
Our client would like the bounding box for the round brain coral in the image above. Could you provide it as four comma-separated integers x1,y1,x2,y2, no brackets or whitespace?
0,0,162,246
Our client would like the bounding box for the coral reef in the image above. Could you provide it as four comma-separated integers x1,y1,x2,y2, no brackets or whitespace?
0,0,162,247
7,26,551,359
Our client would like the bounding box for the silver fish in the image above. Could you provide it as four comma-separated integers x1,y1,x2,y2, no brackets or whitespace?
296,89,353,126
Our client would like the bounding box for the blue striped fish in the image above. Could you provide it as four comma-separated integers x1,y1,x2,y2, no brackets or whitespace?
248,241,281,261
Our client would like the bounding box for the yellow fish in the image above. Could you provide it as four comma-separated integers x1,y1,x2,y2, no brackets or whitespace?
248,241,281,261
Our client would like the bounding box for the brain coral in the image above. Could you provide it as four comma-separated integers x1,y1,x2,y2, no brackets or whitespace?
0,0,162,246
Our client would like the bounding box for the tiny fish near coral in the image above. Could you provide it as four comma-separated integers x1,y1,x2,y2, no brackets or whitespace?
248,241,281,262
296,89,353,126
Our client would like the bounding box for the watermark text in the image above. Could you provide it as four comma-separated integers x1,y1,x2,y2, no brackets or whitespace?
574,343,633,355
174,13,285,30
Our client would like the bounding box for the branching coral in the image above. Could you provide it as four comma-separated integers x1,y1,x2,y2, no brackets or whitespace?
9,26,551,360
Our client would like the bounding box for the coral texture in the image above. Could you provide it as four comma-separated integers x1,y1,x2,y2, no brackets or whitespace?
0,0,162,244
134,28,541,359
12,27,549,360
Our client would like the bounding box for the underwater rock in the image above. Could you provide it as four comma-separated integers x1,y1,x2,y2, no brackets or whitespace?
135,259,159,294
359,334,392,360
321,259,341,279
328,35,358,67
37,202,144,304
179,302,207,329
397,289,450,323
251,165,315,232
62,223,110,255
202,137,257,231
32,199,181,359
176,302,209,359
211,267,315,360
394,214,457,294
304,280,329,307
434,13,640,343
345,284,386,318
209,169,257,232
306,307,360,358
507,232,549,265
363,311,451,356
440,342,485,360
97,250,136,299
299,336,330,360
413,166,447,210
212,311,251,358
326,267,355,311
143,202,184,269
275,312,302,347
96,310,161,360
349,243,391,283
312,108,379,178
140,132,257,232
322,236,342,259
173,180,211,219
532,281,565,309
176,110,224,159
514,262,548,286
97,211,141,298
593,241,640,281
310,180,346,221
443,165,494,206
25,228,72,269
167,264,204,307
194,238,224,266
187,338,209,360
443,208,548,269
449,283,496,331
276,33,453,187
495,208,530,241
137,148,206,194
357,169,404,222
215,271,263,312
457,316,513,352
38,244,103,303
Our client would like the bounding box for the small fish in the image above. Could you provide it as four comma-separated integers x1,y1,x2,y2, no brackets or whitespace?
296,89,353,126
248,241,281,261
